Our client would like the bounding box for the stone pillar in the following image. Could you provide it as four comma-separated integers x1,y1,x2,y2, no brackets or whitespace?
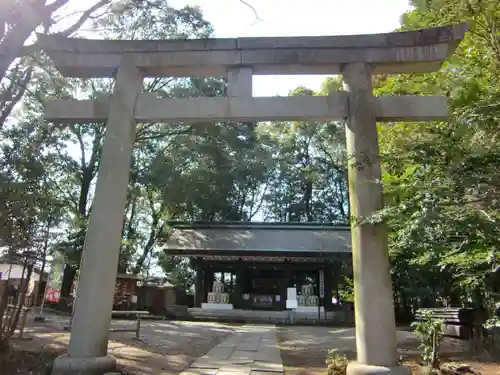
52,59,143,375
194,262,203,308
342,63,406,375
227,66,253,131
227,67,252,97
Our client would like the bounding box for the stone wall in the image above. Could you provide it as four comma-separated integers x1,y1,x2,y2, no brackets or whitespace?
187,307,354,326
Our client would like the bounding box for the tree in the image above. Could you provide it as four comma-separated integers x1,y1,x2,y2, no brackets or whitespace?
51,4,218,295
0,1,124,129
259,85,348,223
371,0,500,318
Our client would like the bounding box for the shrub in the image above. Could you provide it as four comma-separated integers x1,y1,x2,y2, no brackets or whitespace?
411,312,444,369
325,349,348,375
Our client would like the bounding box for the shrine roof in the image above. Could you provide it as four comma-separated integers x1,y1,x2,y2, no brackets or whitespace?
166,221,350,230
161,221,351,256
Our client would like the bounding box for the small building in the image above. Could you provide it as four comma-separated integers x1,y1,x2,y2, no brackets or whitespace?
136,280,189,317
0,261,47,291
113,273,142,309
162,222,353,324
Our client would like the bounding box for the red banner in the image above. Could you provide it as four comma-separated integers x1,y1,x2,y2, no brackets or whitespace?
45,288,61,302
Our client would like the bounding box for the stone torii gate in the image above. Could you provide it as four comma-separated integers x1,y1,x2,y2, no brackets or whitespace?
40,24,466,375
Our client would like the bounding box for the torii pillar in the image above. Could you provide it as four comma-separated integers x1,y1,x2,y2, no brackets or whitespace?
343,62,400,375
39,24,467,375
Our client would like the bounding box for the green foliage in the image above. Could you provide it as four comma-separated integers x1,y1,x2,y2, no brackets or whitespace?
325,349,348,375
370,0,500,321
157,254,194,292
258,87,347,223
411,312,444,368
337,276,354,303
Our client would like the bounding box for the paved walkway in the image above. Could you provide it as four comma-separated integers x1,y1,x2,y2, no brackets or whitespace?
180,324,284,375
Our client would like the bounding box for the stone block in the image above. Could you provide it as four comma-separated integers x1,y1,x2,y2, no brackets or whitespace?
203,347,235,360
191,360,229,369
346,363,410,375
180,369,218,375
236,346,259,352
231,351,257,361
252,361,283,373
218,365,252,374
254,352,281,363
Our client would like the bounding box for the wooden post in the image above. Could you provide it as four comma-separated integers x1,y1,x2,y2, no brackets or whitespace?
234,261,244,309
135,313,141,340
194,262,203,308
19,308,28,338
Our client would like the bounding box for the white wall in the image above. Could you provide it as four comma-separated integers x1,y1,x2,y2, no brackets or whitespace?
0,263,41,281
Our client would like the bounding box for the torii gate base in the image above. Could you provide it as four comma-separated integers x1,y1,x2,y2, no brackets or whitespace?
40,24,466,375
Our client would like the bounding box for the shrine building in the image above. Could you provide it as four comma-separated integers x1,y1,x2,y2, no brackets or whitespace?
162,221,352,323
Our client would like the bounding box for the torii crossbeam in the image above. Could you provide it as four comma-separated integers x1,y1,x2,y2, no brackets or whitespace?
40,24,467,375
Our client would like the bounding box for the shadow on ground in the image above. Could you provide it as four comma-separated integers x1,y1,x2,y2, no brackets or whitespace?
15,313,239,375
276,325,499,375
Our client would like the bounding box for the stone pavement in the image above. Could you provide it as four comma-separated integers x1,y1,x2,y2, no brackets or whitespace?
180,324,283,375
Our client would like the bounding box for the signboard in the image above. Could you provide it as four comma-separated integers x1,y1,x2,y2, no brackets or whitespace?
286,287,297,309
45,252,65,303
319,269,325,298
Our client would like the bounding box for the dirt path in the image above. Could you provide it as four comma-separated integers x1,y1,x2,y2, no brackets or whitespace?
4,314,239,375
276,326,499,375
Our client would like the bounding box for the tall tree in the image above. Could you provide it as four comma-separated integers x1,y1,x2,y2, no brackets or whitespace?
371,0,500,317
259,85,348,223
0,0,125,128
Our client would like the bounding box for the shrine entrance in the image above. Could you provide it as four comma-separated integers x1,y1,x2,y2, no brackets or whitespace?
164,222,350,317
41,24,467,375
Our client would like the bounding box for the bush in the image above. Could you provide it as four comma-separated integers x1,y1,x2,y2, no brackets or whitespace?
325,349,348,375
411,312,444,369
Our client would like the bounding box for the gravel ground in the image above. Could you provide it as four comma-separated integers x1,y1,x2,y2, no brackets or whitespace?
276,326,499,375
5,314,238,375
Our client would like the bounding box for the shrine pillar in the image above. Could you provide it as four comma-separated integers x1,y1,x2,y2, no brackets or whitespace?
342,63,404,375
233,261,244,309
323,262,334,311
194,262,203,308
52,59,143,374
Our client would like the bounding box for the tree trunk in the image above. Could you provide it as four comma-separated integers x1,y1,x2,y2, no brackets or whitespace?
0,272,10,348
6,263,33,340
39,222,50,282
59,265,77,311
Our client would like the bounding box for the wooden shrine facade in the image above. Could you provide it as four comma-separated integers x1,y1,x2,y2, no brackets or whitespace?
162,222,352,312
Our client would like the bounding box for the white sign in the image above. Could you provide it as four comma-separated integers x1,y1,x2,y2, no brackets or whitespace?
286,287,297,309
319,269,325,298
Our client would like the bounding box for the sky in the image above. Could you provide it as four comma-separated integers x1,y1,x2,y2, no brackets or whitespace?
167,0,414,96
